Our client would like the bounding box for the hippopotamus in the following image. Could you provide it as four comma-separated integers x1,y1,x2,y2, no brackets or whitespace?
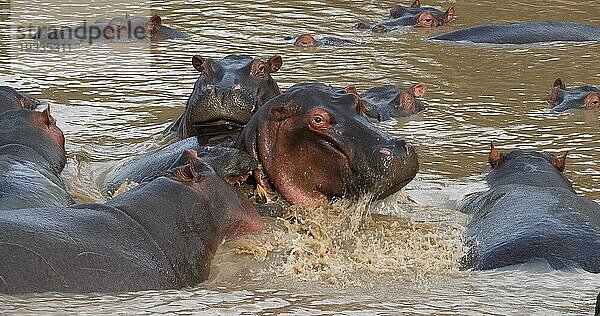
165,55,283,144
0,86,42,114
291,34,359,47
34,15,187,45
430,21,600,44
459,143,600,273
0,107,72,210
548,78,600,112
356,0,455,32
236,83,419,205
0,150,262,294
359,83,427,121
101,137,257,197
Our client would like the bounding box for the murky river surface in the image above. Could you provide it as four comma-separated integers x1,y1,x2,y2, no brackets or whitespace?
1,0,599,314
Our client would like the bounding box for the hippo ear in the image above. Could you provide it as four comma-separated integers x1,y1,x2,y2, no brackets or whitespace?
270,106,296,121
412,83,427,97
125,13,131,20
411,0,421,8
267,55,283,73
148,15,162,30
443,6,455,24
390,5,406,18
551,152,568,172
192,55,205,72
174,160,198,183
553,78,565,89
488,142,504,169
344,85,358,95
41,105,53,127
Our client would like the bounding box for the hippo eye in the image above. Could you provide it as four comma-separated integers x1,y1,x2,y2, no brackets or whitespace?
310,114,330,130
313,115,323,124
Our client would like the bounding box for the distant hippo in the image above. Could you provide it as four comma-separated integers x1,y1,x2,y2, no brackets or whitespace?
165,55,283,144
0,86,42,114
236,83,419,205
359,83,427,121
459,143,600,273
34,15,187,45
0,150,263,294
548,78,599,112
356,0,455,32
0,107,72,210
101,137,257,197
430,21,600,44
292,34,359,47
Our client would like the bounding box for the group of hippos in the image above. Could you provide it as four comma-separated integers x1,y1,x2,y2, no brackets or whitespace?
1,0,599,303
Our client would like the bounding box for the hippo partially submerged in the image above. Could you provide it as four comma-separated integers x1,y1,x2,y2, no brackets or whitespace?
548,78,599,112
359,83,427,121
0,106,72,210
0,151,262,294
356,0,455,32
430,21,600,44
459,143,600,272
236,83,419,205
292,34,359,47
166,55,283,144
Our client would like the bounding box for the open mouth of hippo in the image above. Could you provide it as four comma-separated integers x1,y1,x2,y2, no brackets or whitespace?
192,119,247,136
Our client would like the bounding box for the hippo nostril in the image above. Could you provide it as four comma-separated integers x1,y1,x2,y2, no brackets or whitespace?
379,148,393,157
232,84,242,92
206,84,215,91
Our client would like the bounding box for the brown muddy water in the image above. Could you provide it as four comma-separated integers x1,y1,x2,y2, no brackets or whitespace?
1,0,599,314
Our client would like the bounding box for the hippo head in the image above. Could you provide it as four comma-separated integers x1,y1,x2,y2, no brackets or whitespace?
548,78,600,112
294,34,318,47
176,55,283,141
360,83,427,121
373,0,455,32
237,83,419,205
486,142,572,189
0,107,66,174
170,149,263,239
0,86,42,113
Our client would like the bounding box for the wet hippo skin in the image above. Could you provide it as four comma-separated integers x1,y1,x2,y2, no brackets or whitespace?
236,83,419,205
0,86,42,114
356,0,455,32
359,83,427,121
0,107,72,210
430,21,600,44
0,152,263,294
548,78,600,112
459,143,600,272
292,34,359,47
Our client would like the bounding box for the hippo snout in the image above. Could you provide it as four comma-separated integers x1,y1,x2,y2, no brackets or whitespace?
368,139,419,199
376,139,414,159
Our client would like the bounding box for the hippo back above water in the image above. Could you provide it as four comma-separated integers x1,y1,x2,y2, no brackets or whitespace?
236,83,419,205
548,78,600,112
430,21,600,44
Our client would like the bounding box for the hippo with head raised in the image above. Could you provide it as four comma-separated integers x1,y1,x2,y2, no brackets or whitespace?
430,21,600,44
236,83,419,205
548,78,599,112
0,86,42,114
0,150,262,294
356,0,455,32
359,83,427,121
459,143,600,273
166,55,283,144
0,106,72,210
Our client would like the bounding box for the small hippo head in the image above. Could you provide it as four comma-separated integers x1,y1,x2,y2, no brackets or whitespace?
0,86,42,113
548,78,600,112
237,83,419,205
294,34,318,47
360,83,427,121
179,55,283,140
105,15,173,42
373,0,455,32
486,142,572,189
0,106,66,174
171,150,263,239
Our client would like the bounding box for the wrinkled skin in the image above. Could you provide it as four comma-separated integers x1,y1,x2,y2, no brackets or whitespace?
236,83,419,205
166,55,283,144
360,83,427,121
0,107,70,210
293,34,359,47
34,15,187,45
101,137,257,197
356,0,455,32
0,152,263,294
430,21,600,44
0,86,42,114
459,144,600,273
548,78,600,112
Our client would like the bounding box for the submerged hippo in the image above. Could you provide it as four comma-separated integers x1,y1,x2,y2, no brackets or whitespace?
292,34,359,47
101,137,257,197
430,21,600,44
236,83,419,205
34,15,187,45
356,0,455,32
0,107,72,210
165,55,283,144
459,143,600,273
359,83,427,121
548,78,599,112
0,151,263,294
0,86,42,114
